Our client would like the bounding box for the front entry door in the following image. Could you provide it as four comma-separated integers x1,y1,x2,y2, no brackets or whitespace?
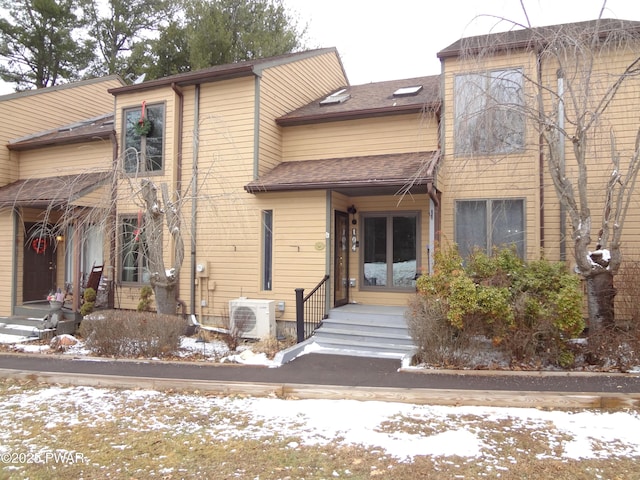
334,211,349,307
23,223,56,302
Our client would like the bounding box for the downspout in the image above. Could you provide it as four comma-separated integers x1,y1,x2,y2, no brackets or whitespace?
190,85,201,316
557,69,567,261
171,82,186,313
253,73,261,179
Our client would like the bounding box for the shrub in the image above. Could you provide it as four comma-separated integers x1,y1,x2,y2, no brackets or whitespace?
79,310,186,358
137,285,154,312
412,245,585,368
80,288,97,316
406,295,474,367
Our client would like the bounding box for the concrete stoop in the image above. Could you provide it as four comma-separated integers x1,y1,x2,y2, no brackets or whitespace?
0,303,82,343
275,304,416,364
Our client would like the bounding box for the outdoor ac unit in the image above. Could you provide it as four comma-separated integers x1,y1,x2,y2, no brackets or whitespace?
229,298,276,339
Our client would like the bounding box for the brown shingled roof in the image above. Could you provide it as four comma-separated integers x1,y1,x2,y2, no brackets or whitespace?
277,76,440,126
7,114,114,151
245,151,439,195
0,172,111,208
438,18,640,59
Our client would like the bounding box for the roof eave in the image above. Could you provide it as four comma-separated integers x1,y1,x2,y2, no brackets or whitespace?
108,65,256,94
245,178,430,194
7,131,113,151
276,103,437,127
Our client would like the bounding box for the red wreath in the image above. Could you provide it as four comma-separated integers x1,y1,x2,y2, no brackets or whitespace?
31,238,48,254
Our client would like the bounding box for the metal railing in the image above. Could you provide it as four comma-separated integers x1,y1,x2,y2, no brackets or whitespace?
295,274,330,343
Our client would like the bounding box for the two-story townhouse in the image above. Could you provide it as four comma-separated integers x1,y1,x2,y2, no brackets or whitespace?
0,77,124,318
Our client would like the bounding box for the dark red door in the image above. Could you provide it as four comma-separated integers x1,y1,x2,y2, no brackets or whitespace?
23,223,56,302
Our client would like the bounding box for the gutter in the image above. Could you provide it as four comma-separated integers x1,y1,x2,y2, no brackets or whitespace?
276,103,439,127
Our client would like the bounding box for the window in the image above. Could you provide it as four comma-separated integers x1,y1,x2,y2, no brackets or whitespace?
120,217,149,283
363,214,418,289
455,199,524,258
123,103,165,173
262,210,273,291
454,68,524,155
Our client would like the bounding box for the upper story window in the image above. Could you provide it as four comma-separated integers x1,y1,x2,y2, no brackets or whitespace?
454,68,525,155
123,103,165,173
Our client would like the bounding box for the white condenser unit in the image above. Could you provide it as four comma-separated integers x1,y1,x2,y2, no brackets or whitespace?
229,298,276,339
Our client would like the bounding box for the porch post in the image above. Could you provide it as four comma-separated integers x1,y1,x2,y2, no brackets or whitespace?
295,287,304,343
72,222,82,312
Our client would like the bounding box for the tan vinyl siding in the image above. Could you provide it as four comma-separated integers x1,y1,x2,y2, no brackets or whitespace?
16,142,113,179
440,51,542,260
0,77,122,187
193,191,328,325
258,52,347,174
282,113,438,161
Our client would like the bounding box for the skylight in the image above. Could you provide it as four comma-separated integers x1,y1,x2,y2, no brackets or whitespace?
320,88,350,105
393,85,423,97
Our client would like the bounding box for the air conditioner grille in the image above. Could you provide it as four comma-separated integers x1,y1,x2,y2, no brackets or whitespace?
231,306,257,333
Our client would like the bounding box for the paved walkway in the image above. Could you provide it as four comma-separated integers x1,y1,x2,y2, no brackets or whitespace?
1,352,639,409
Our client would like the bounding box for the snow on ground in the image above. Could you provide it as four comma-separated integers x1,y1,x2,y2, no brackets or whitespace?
4,334,281,366
0,384,638,462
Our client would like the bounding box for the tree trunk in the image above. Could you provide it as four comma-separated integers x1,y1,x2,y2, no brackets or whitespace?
585,269,616,331
154,283,177,315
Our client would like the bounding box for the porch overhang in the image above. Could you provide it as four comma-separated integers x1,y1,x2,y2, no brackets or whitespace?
245,151,440,196
0,172,112,210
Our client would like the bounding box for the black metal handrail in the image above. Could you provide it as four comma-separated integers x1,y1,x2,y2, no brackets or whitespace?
295,274,330,343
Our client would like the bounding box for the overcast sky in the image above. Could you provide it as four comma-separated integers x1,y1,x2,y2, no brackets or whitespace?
283,0,640,85
0,0,638,95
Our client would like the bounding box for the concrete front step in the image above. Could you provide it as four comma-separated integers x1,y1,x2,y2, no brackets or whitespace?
0,311,82,343
316,326,413,345
310,304,415,358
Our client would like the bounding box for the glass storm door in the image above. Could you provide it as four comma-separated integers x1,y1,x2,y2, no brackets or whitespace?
334,211,349,306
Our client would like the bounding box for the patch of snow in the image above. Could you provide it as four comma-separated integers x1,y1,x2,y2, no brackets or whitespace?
2,386,638,462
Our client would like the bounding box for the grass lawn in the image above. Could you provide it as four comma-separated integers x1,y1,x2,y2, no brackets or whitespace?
1,378,639,479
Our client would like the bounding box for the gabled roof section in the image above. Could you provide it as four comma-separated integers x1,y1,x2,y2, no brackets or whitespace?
0,172,112,208
7,113,114,151
245,151,439,195
108,48,345,94
438,18,640,59
276,76,440,126
0,75,125,102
